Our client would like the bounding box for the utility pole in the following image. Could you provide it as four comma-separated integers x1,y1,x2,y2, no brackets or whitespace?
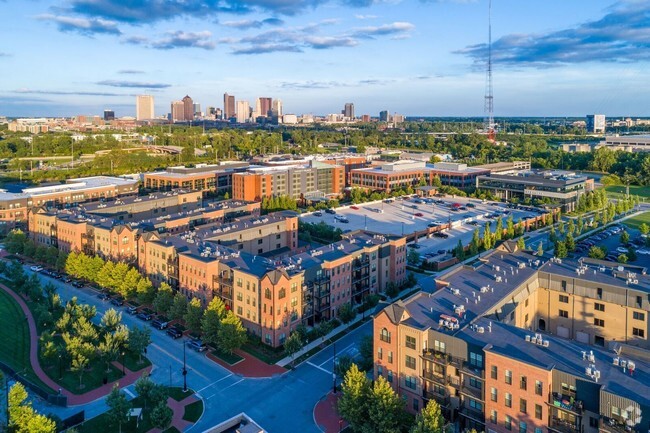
182,343,188,392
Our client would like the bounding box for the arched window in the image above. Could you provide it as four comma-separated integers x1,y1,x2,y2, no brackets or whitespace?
380,328,391,343
278,288,286,299
265,288,272,300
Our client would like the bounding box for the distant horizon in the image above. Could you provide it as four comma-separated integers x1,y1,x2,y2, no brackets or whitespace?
2,1,650,117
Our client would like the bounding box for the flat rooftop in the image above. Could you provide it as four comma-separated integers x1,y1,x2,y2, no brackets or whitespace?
0,176,138,202
478,170,588,186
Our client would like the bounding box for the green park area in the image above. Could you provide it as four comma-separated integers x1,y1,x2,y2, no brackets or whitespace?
623,211,650,231
605,185,650,200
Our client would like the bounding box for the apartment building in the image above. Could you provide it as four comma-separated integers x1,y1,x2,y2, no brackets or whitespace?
0,176,138,224
374,245,650,433
232,161,344,201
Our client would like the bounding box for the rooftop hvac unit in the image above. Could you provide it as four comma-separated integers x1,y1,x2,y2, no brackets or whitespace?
543,340,550,347
613,357,620,366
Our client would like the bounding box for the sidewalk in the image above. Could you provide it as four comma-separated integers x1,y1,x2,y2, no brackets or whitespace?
206,349,285,378
147,394,199,433
313,391,347,433
0,282,150,406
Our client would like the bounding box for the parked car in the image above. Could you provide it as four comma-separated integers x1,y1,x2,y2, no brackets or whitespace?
383,199,394,203
437,249,446,255
72,281,84,288
325,208,336,214
187,339,207,352
126,306,138,315
339,218,349,224
466,203,476,208
30,265,43,272
110,297,125,306
408,244,421,249
136,312,153,321
313,211,322,217
166,327,183,339
97,292,110,301
350,206,359,210
616,247,629,254
434,232,449,239
151,319,169,330
63,277,72,283
414,212,424,217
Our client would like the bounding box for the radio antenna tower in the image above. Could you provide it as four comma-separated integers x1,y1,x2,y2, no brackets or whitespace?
484,0,495,141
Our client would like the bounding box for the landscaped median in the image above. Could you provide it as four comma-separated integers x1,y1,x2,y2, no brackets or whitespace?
0,259,152,404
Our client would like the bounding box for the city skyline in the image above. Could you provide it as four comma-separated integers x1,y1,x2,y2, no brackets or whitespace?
1,0,649,117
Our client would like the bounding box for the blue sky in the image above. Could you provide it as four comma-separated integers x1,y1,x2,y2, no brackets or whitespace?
1,0,650,117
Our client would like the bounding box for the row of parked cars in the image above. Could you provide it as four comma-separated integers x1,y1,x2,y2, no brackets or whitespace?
574,224,636,261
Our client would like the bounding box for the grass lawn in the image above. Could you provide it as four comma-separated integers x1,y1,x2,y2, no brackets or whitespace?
623,211,650,231
122,350,152,372
242,341,285,365
210,349,243,365
605,185,650,200
0,290,54,393
167,387,194,402
182,400,204,422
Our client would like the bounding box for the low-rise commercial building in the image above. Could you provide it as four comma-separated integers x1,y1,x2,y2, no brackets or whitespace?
374,245,650,433
596,135,650,152
476,171,591,211
143,163,249,193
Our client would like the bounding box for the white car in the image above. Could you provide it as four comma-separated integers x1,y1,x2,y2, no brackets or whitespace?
637,249,650,255
30,265,43,272
616,247,629,254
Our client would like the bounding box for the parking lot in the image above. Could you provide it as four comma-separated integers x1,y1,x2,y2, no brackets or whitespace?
300,195,543,258
575,222,650,265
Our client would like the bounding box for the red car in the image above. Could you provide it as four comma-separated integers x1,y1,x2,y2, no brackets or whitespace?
414,212,424,217
350,206,359,210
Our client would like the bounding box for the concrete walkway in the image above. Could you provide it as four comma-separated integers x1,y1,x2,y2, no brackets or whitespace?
313,391,347,433
0,282,150,406
148,394,200,433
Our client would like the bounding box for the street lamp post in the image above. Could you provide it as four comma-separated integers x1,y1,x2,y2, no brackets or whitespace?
121,352,125,376
58,354,63,380
182,343,188,392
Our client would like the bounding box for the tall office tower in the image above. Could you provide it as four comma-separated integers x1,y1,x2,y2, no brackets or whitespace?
103,110,115,121
586,114,606,133
253,98,262,119
207,106,216,117
344,103,354,120
236,100,250,123
379,110,390,122
182,95,194,121
271,99,283,117
193,103,201,117
224,93,235,119
215,108,223,120
171,101,184,122
136,95,155,121
258,97,272,117
361,114,371,123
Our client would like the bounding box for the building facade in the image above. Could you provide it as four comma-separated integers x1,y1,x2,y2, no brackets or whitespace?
136,95,155,121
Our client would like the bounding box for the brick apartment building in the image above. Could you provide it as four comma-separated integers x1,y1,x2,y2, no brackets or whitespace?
374,244,650,433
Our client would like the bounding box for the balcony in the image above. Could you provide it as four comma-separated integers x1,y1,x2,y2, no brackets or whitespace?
461,363,485,379
423,390,450,407
447,375,461,388
215,276,234,287
459,404,485,423
549,392,584,415
549,417,581,433
421,349,463,367
460,384,483,401
600,417,636,433
353,258,370,270
422,370,446,385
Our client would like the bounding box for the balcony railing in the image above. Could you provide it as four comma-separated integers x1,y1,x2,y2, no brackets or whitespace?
215,276,233,286
423,390,450,407
550,417,581,433
600,417,636,433
447,375,461,388
549,392,584,414
421,350,463,367
461,363,485,379
459,404,485,423
422,370,446,385
461,384,483,401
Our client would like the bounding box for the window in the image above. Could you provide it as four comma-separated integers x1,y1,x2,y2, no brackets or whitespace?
377,365,383,376
597,288,603,299
535,429,543,433
559,294,569,303
589,417,599,428
236,278,242,287
519,421,527,433
535,380,543,396
388,351,393,364
378,347,383,360
406,336,416,350
637,296,643,308
469,399,482,412
505,415,512,431
380,328,391,343
612,406,620,416
633,328,645,337
559,310,569,318
491,365,498,379
470,352,483,368
561,280,567,291
265,288,272,300
490,410,498,424
520,376,527,390
505,392,512,408
505,370,512,385
405,376,417,389
469,377,482,389
387,370,393,383
594,303,605,312
520,398,527,414
594,318,605,327
535,404,543,420
257,239,263,244
405,355,416,369
434,340,446,353
490,387,497,402
278,288,286,299
413,399,419,411
633,311,645,321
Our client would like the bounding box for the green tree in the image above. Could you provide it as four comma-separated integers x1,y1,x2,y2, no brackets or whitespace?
96,261,116,291
217,310,247,354
588,246,606,260
639,223,650,236
170,293,188,321
152,283,174,315
338,364,371,432
469,229,480,255
5,229,27,255
516,237,526,251
55,251,68,271
407,249,421,265
618,254,629,263
100,308,122,333
135,277,155,305
8,382,56,433
505,215,515,239
366,375,405,433
621,231,630,245
284,331,303,367
184,298,204,333
201,309,221,348
410,399,445,433
338,302,357,324
454,239,465,261
223,191,230,200
494,217,503,241
482,222,493,250
71,354,90,389
134,373,155,409
106,384,131,433
358,335,374,371
565,233,576,252
150,401,173,430
128,325,152,363
554,241,568,259
334,354,355,379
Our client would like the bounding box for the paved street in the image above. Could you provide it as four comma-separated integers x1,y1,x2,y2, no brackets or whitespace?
27,269,373,432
